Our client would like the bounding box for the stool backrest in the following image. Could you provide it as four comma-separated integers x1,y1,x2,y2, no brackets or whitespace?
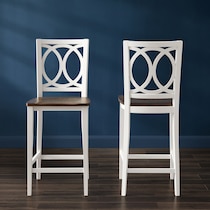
36,39,89,97
123,40,183,107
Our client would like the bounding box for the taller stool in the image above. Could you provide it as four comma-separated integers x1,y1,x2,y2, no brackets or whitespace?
26,39,90,196
118,40,183,196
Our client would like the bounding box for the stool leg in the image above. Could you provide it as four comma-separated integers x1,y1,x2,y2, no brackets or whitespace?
81,108,89,196
169,113,174,180
119,105,124,180
27,107,34,196
173,111,180,196
36,110,43,180
121,110,130,196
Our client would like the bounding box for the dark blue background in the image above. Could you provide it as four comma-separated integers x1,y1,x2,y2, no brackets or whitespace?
0,0,209,148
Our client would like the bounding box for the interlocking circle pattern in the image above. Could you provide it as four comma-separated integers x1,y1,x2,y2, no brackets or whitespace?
130,47,176,96
42,44,83,89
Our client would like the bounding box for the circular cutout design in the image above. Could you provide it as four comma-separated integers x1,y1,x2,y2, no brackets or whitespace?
42,44,83,89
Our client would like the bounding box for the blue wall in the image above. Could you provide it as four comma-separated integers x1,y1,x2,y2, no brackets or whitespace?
0,0,210,148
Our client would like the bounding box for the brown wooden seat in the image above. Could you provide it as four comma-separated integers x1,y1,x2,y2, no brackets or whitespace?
118,95,172,106
26,97,90,107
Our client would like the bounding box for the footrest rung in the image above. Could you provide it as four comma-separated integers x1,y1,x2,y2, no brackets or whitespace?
128,168,174,174
32,167,84,173
41,154,84,160
129,154,171,160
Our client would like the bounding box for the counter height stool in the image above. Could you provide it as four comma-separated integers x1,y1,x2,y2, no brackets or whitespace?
26,39,90,196
119,40,183,196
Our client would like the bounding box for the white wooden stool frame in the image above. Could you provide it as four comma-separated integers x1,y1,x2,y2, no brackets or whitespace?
119,40,183,196
26,39,90,196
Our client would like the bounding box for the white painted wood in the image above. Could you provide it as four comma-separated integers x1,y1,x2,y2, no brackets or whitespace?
128,154,171,159
128,168,175,174
36,110,42,180
32,168,84,173
81,108,89,196
27,107,33,196
41,154,84,160
32,151,41,164
26,39,89,196
119,105,124,180
119,40,183,197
